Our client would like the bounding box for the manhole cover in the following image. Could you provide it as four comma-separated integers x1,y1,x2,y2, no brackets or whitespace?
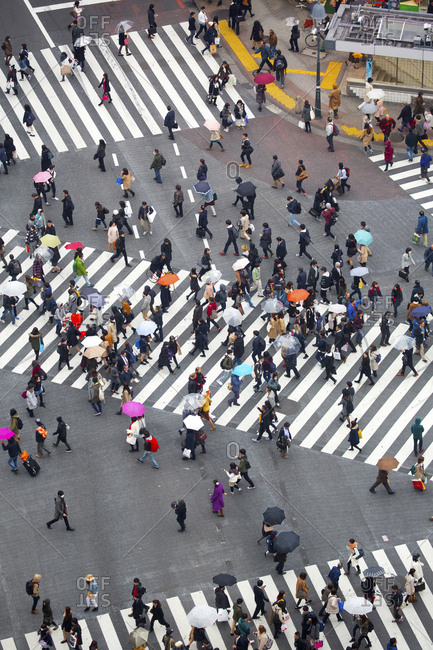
301,48,327,59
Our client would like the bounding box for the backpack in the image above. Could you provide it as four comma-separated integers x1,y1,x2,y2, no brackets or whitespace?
26,580,33,595
293,201,302,214
11,259,21,276
214,290,221,303
233,226,240,239
319,620,325,633
367,620,374,632
16,417,23,430
161,156,166,166
275,57,285,69
376,353,381,363
333,124,340,136
345,167,350,178
269,361,277,373
245,459,251,470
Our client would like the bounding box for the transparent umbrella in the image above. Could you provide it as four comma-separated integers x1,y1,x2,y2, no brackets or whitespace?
81,336,103,349
344,597,373,615
360,102,376,114
74,35,93,47
350,267,369,277
136,321,157,336
274,334,301,354
202,269,222,284
222,307,242,326
114,285,135,300
35,246,53,261
262,299,284,313
232,258,249,271
184,415,204,431
182,394,206,410
367,89,385,100
328,303,347,314
187,605,217,628
115,20,133,33
391,335,414,351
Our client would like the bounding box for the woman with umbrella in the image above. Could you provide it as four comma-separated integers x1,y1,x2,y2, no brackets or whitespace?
255,84,266,112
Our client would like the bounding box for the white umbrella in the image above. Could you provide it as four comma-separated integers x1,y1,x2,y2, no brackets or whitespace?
232,258,249,271
81,336,103,349
184,414,204,431
392,335,415,351
223,307,242,327
114,285,135,300
262,299,284,313
343,597,373,616
350,267,369,277
115,20,133,33
182,394,206,410
367,89,385,100
74,35,93,47
204,118,221,131
203,269,222,284
136,321,157,336
2,281,26,297
328,303,347,314
187,605,218,628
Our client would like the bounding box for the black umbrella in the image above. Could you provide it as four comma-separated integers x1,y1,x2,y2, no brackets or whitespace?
274,531,300,554
363,566,385,578
235,181,257,198
263,507,286,526
212,573,237,587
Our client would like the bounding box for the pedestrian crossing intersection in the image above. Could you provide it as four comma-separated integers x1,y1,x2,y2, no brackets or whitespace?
1,225,432,475
0,23,255,160
369,152,433,211
2,539,433,650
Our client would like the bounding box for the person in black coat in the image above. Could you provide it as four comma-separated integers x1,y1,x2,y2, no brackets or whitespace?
323,351,336,384
132,595,146,626
215,586,230,610
354,352,374,385
53,416,72,452
61,190,74,227
94,139,106,172
5,65,18,96
186,11,196,44
148,3,157,38
2,436,21,472
252,331,265,363
160,285,172,313
118,29,131,56
296,267,307,290
198,205,213,239
164,105,176,140
110,232,131,267
41,145,53,172
71,619,82,648
233,333,244,365
252,580,269,618
149,600,170,632
198,248,212,280
153,306,164,342
397,347,418,377
197,159,208,181
275,237,287,261
173,499,187,531
150,253,166,278
397,102,412,131
160,238,173,272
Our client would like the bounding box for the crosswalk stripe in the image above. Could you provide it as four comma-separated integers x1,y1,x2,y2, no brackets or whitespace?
1,639,18,650
0,66,43,153
401,178,429,191
78,618,94,649
40,48,104,144
59,45,125,142
97,613,123,650
378,156,421,169
0,103,30,159
166,596,194,643
84,43,144,140
372,549,432,644
389,167,422,181
12,54,87,149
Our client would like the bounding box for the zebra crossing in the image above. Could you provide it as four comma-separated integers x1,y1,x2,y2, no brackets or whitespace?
2,539,433,650
0,22,255,160
1,224,431,475
369,152,433,211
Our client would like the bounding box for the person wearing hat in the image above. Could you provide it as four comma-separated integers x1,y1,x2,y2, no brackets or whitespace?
174,642,186,650
35,418,51,458
163,629,175,650
52,416,72,452
84,574,98,612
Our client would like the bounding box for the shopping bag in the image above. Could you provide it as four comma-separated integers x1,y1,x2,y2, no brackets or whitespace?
228,73,237,85
412,232,421,245
245,114,249,124
412,478,426,491
310,107,315,120
298,120,305,130
115,177,123,185
334,350,341,361
217,609,229,622
39,343,44,353
210,43,217,54
215,37,221,45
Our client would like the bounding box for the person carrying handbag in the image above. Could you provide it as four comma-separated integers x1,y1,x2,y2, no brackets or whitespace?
295,160,307,194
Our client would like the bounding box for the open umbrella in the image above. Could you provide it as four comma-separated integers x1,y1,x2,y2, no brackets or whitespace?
115,20,134,33
193,181,212,195
328,303,347,314
410,306,432,318
274,334,301,354
232,258,249,271
182,394,206,410
187,605,217,628
40,234,61,248
0,427,16,440
391,335,414,351
136,321,157,336
262,299,284,313
128,629,147,648
184,414,205,431
33,171,51,183
263,506,285,526
2,281,26,297
287,289,310,303
122,401,146,417
114,285,135,300
83,345,106,359
158,274,180,286
203,269,222,284
360,102,376,114
376,456,399,471
213,574,237,587
65,242,83,250
274,531,300,554
204,118,221,131
74,35,93,47
235,181,257,197
350,267,369,277
81,336,103,349
363,566,385,578
223,307,242,327
35,246,53,261
80,286,101,299
254,72,275,85
343,597,373,615
367,88,385,100
232,364,253,377
355,230,373,246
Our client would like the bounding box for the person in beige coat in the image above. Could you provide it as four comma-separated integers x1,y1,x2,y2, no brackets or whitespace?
107,317,118,352
268,314,279,342
358,244,371,265
203,280,215,301
404,568,416,603
322,589,343,623
255,625,269,650
107,221,118,252
31,574,41,614
239,211,250,240
359,126,374,154
328,83,341,119
120,167,135,199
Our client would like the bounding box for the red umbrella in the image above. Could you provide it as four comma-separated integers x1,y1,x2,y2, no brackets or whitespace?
287,289,310,303
254,73,275,85
158,274,180,286
65,242,84,250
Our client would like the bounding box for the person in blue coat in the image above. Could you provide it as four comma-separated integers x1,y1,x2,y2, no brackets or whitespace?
328,563,343,588
228,373,242,406
415,210,428,247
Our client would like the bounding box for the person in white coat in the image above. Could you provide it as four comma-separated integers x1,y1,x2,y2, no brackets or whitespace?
404,568,416,604
410,553,424,583
26,385,38,417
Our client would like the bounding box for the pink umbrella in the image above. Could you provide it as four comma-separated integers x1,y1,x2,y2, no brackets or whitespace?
65,242,84,250
254,72,275,85
121,401,146,417
0,428,16,440
33,171,52,183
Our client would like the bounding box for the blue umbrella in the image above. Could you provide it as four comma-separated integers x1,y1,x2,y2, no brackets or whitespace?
354,230,373,246
233,364,253,377
193,181,211,195
410,306,432,318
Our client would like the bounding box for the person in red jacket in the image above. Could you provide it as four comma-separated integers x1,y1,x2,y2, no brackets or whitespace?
384,140,394,172
323,203,337,240
137,429,159,468
379,114,396,143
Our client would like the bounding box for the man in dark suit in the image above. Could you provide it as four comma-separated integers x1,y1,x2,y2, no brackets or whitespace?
164,104,176,140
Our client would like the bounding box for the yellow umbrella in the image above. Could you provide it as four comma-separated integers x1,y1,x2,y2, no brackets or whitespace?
84,345,106,359
40,234,61,248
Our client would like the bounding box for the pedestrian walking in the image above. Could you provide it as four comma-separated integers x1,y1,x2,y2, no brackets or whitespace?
118,27,131,55
61,189,74,227
390,586,404,623
120,167,135,197
255,83,266,112
29,574,41,614
2,434,21,473
147,3,157,38
384,140,394,172
295,572,312,609
220,220,239,256
347,419,362,452
297,225,312,259
397,347,418,377
325,117,335,152
420,150,432,184
110,231,131,267
23,103,36,136
359,125,374,154
35,418,51,456
210,478,225,517
276,422,292,458
234,100,246,129
240,133,253,168
350,615,373,647
354,352,374,385
148,600,170,632
370,468,395,494
186,11,196,44
224,462,242,495
273,49,287,88
270,155,285,189
164,104,176,140
2,36,13,65
52,416,72,452
411,417,424,456
150,149,164,184
323,203,337,239
173,183,184,218
137,430,159,468
196,6,208,39
270,592,287,639
92,139,106,172
172,499,187,532
46,490,74,530
202,24,217,55
328,83,341,118
254,40,272,74
379,114,396,142
5,63,18,96
295,159,307,194
321,589,343,625
301,100,312,133
237,448,255,489
72,252,93,287
208,129,224,150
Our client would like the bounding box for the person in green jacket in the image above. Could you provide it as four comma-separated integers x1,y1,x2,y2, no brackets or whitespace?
231,598,244,635
72,252,93,287
411,417,424,456
237,612,251,636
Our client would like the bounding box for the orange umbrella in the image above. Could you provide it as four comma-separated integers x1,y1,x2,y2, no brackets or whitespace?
287,289,310,303
158,274,180,286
